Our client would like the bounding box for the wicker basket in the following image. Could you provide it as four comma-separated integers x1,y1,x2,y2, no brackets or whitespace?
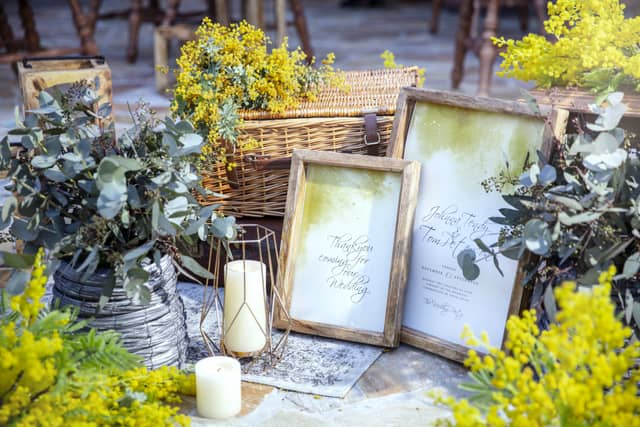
199,67,420,217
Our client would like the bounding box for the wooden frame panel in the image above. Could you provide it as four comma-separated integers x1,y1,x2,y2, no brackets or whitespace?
388,88,568,362
274,149,420,347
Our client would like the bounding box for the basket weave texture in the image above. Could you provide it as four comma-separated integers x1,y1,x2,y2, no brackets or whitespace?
200,67,420,217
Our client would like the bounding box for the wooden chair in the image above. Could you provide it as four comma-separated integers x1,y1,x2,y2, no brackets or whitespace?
0,0,98,66
241,0,313,59
91,0,218,63
450,0,546,96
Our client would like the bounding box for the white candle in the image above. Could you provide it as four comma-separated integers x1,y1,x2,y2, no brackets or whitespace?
223,260,268,354
195,356,242,419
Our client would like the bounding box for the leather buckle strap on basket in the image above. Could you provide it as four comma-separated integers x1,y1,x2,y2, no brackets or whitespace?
198,67,420,218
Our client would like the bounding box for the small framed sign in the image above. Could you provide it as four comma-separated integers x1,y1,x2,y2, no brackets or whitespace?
388,88,567,361
274,149,420,347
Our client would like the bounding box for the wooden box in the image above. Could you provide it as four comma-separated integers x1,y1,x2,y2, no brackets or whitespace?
17,56,113,120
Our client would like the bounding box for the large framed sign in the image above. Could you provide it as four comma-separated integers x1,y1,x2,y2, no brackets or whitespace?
388,88,567,361
274,149,420,347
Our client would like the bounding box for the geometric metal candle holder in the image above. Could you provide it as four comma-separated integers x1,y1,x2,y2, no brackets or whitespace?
200,224,290,367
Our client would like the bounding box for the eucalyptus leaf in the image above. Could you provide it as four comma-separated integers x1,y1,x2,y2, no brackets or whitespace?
2,196,17,222
105,155,144,172
162,133,178,156
211,216,236,239
633,302,640,328
10,218,38,241
5,270,31,295
543,284,557,323
176,133,204,156
184,204,217,235
127,185,142,209
97,187,127,219
166,181,189,194
546,194,583,211
123,240,156,263
31,154,58,169
0,137,11,166
1,252,36,269
151,171,172,186
180,254,213,279
43,167,69,183
523,219,552,256
77,246,98,273
20,135,34,150
157,211,177,236
539,164,557,186
520,89,541,115
98,272,116,310
558,211,602,226
461,260,480,281
96,158,126,191
587,102,627,132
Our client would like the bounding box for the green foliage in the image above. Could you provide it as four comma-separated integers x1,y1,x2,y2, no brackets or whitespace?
0,252,190,426
466,92,640,339
0,84,236,305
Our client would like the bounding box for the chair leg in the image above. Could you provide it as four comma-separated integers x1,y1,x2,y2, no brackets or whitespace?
212,0,230,25
18,0,40,52
451,0,473,89
518,4,528,31
275,0,286,45
67,0,99,55
533,0,546,32
126,0,142,63
429,0,441,34
289,0,313,60
0,4,16,51
477,0,499,96
163,0,181,26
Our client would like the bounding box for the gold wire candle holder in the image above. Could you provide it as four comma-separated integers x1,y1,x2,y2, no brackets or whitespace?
200,224,290,366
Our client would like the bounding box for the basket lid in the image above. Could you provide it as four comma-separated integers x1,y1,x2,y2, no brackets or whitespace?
240,67,420,120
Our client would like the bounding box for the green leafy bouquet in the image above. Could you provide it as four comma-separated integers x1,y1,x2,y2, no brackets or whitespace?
0,83,235,305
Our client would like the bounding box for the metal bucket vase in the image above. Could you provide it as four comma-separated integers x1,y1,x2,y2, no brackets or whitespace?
52,254,189,369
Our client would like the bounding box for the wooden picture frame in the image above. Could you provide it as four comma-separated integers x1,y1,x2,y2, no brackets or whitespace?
388,88,568,362
274,149,421,347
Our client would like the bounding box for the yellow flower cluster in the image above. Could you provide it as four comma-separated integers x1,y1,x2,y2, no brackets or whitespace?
0,250,193,426
171,18,344,164
436,266,640,427
380,50,426,86
10,248,47,323
11,366,191,427
493,0,640,92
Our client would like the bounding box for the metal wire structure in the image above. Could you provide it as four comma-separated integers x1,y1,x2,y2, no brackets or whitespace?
200,224,291,368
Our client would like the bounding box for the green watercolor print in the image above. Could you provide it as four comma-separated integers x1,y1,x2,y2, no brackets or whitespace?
296,164,400,257
409,102,545,177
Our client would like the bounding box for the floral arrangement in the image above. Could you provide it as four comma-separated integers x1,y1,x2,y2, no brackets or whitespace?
0,249,195,426
170,18,344,166
462,93,640,339
0,84,235,304
493,0,640,94
436,268,640,427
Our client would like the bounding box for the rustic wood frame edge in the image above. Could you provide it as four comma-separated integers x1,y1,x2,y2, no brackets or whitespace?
274,149,421,347
387,87,569,362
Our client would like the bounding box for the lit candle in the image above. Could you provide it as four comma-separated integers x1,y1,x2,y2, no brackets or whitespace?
195,356,242,419
223,260,268,355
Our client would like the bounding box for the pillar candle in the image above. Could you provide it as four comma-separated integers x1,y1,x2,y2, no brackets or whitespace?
223,260,268,354
195,356,241,419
